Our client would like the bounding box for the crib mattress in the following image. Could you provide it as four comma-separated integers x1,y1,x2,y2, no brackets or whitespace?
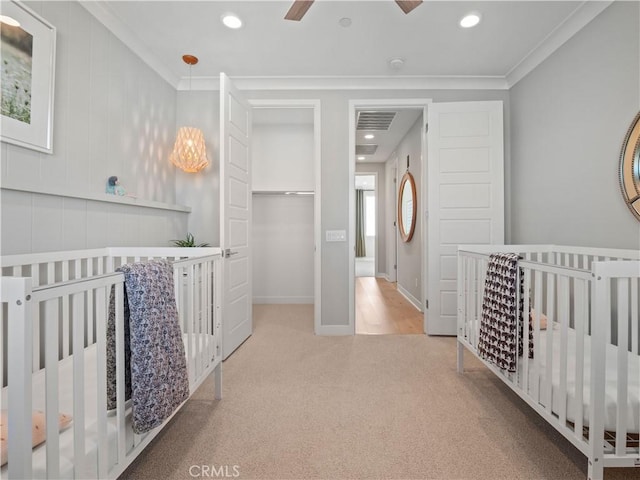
1,333,215,479
520,325,640,433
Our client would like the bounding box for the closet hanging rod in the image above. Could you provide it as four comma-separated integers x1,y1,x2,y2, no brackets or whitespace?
252,191,314,196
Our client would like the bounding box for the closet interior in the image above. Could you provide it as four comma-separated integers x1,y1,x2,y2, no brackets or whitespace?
251,108,315,307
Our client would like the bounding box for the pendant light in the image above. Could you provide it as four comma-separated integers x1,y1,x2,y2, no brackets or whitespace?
170,55,209,173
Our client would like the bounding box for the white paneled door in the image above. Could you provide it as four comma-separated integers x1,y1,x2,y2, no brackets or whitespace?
426,101,504,335
220,73,252,358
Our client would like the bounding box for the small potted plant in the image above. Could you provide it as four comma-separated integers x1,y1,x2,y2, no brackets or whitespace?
171,233,210,247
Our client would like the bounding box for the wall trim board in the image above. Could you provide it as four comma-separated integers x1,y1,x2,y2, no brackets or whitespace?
397,284,423,312
181,75,509,91
253,297,314,304
1,185,191,213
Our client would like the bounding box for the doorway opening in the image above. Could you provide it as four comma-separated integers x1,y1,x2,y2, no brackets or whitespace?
355,173,376,278
248,100,322,334
351,102,428,335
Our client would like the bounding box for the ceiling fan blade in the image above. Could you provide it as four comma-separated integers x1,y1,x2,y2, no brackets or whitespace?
395,0,423,14
284,0,315,21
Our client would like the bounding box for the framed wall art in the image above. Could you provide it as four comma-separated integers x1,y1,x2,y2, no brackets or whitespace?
1,0,56,153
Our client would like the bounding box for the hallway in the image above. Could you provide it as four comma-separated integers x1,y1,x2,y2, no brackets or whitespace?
355,277,424,335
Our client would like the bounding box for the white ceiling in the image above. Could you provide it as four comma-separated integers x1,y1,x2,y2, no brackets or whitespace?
82,0,610,164
85,0,604,89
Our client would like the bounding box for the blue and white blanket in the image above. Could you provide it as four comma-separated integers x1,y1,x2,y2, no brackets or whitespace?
107,259,189,434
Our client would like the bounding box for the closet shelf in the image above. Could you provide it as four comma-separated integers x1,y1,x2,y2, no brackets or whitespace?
252,190,314,196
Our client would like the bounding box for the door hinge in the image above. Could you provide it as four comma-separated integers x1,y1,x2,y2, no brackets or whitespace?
394,264,397,270
425,123,429,133
425,300,429,309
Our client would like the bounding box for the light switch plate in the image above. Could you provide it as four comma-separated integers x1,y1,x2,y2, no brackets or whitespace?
325,230,346,242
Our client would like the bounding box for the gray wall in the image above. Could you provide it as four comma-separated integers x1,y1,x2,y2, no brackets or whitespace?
392,116,423,303
184,89,508,328
510,2,640,249
1,1,185,254
174,90,220,247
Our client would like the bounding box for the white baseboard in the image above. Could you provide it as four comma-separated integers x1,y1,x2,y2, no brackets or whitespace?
315,324,353,336
396,284,423,312
253,296,314,304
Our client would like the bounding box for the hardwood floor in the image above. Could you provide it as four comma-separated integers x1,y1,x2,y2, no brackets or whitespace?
355,277,424,335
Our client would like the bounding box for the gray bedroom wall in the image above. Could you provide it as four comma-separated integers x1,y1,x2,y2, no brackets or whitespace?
174,90,220,247
0,1,185,255
510,1,640,249
356,162,386,277
180,88,508,328
390,116,423,304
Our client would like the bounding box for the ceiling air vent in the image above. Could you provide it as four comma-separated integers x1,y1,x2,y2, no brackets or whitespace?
356,144,378,155
356,111,396,131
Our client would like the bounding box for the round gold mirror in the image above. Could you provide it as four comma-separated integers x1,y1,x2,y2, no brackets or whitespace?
398,171,417,242
619,112,640,221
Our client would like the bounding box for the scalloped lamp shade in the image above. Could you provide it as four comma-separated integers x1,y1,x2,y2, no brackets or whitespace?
170,126,209,173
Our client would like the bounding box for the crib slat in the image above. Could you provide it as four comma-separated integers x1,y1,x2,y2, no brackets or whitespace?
458,257,472,342
196,263,203,379
464,258,478,345
48,262,55,285
115,282,127,467
72,292,86,477
531,269,543,403
544,273,555,413
186,264,194,387
62,261,70,358
589,271,608,469
87,261,94,345
210,260,216,364
476,259,486,347
95,286,109,479
573,278,586,441
0,300,3,388
31,264,41,370
45,298,61,478
558,275,570,427
522,268,531,393
6,277,33,479
615,278,629,455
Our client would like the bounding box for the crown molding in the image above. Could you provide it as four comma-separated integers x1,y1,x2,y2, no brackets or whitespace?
177,75,509,91
506,0,613,88
82,0,612,94
80,1,180,88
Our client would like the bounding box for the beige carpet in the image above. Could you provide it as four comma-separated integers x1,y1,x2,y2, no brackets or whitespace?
121,305,639,480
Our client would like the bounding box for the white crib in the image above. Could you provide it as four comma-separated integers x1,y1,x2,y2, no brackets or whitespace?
1,247,223,479
457,245,640,480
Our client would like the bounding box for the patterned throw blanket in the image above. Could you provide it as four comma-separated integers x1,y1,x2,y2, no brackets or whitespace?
107,259,189,434
477,253,533,372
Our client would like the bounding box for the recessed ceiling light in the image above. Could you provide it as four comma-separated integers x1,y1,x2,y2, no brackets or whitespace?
357,156,365,161
338,17,352,28
0,15,20,27
364,134,375,139
222,13,242,29
460,13,481,28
